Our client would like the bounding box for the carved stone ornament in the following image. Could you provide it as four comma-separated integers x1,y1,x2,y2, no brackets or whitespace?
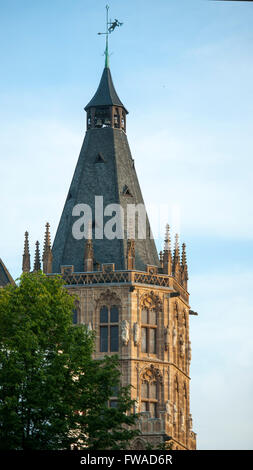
141,364,163,384
180,410,185,430
140,291,162,312
187,340,192,362
121,320,130,345
173,403,177,424
134,397,140,414
172,325,177,348
132,438,146,450
165,400,171,420
95,288,121,306
174,301,179,318
164,325,169,351
179,334,185,357
133,322,140,346
188,413,193,431
87,321,93,332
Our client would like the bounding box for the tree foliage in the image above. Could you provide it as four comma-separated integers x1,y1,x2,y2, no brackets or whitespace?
0,272,139,450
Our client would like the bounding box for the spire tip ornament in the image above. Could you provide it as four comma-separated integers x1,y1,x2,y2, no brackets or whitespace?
97,5,123,68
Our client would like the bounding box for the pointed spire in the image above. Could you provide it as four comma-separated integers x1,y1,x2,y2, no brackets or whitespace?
86,7,126,131
172,233,180,281
159,250,164,269
22,231,31,273
164,224,171,252
33,241,41,272
84,221,94,272
181,243,187,266
85,67,127,112
42,223,53,274
163,224,172,275
180,243,189,289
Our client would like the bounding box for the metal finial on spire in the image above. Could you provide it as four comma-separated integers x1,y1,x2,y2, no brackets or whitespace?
97,5,123,68
105,5,110,68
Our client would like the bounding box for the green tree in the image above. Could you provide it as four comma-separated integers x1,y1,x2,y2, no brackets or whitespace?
0,272,139,450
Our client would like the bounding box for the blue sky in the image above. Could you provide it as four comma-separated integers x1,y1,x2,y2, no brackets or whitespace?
0,0,253,449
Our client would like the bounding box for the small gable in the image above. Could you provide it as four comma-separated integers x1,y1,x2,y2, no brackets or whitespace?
122,185,133,197
95,153,106,164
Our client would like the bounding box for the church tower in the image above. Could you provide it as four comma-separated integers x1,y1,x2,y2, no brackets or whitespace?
50,62,197,449
26,11,197,449
52,65,160,274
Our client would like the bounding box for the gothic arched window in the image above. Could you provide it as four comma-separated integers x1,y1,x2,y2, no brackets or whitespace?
141,380,158,417
100,305,119,353
72,308,78,324
140,366,163,418
141,308,157,354
72,299,80,325
109,384,119,409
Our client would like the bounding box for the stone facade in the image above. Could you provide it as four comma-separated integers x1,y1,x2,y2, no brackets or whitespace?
55,263,196,450
21,61,197,449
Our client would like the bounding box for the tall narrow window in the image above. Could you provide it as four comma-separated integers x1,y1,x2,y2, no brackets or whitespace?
114,108,120,128
109,384,119,409
100,305,119,353
72,308,78,325
140,381,158,417
121,113,125,130
141,308,157,354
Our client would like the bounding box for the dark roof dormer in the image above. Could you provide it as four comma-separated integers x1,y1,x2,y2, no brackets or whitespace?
85,66,128,132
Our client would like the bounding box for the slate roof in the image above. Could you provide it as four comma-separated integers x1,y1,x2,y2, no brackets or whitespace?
52,66,159,273
85,67,128,112
52,127,160,273
0,258,15,287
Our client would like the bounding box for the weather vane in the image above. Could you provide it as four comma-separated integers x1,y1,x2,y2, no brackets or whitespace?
98,5,123,67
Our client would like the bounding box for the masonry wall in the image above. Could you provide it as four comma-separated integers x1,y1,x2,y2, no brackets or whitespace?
67,276,196,450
